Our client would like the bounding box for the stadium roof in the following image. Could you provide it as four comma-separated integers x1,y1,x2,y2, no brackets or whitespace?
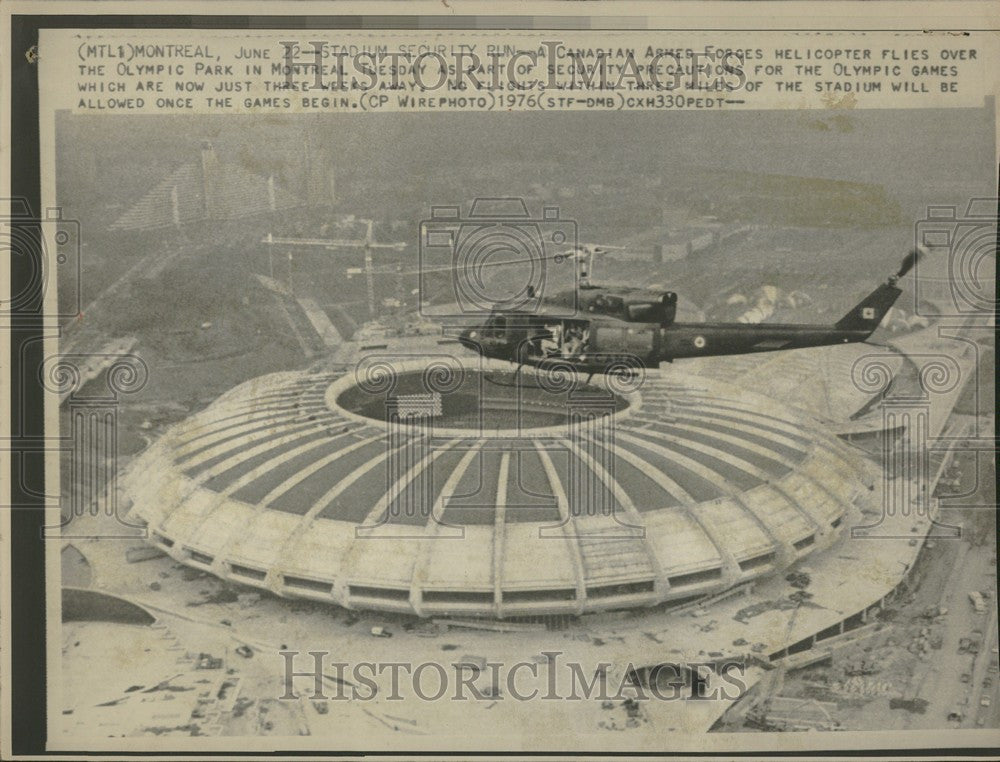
678,343,905,424
124,358,877,618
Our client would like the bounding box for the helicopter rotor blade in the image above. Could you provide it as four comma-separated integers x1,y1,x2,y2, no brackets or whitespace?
894,248,923,280
356,249,587,277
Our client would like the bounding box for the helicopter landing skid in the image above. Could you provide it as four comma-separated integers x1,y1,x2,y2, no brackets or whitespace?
484,363,532,389
484,361,608,391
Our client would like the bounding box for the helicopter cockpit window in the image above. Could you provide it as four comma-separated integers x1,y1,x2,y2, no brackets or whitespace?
626,302,660,322
485,315,507,338
591,295,625,317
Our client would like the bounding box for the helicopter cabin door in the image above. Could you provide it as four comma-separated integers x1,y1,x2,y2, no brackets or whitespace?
523,317,592,363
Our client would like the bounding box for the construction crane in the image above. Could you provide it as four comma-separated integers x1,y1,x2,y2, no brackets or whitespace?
262,219,407,315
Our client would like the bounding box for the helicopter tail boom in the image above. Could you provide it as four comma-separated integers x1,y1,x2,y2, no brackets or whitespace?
658,251,920,361
832,249,921,335
832,281,903,336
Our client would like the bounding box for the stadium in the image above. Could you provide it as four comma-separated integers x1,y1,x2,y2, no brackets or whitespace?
123,356,879,619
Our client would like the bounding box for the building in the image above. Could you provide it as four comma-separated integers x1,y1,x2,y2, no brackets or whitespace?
123,356,879,619
110,141,334,231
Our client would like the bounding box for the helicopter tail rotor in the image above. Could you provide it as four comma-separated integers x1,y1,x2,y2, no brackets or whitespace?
891,248,923,284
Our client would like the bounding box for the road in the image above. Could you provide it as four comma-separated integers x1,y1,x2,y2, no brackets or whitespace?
968,603,999,727
907,526,997,727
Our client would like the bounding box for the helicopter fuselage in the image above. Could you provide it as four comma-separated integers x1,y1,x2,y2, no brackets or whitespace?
458,314,872,372
456,279,902,374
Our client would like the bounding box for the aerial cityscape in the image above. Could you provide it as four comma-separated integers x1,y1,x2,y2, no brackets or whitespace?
55,107,996,741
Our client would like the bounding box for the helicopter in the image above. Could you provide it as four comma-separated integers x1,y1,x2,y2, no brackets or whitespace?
455,247,924,380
